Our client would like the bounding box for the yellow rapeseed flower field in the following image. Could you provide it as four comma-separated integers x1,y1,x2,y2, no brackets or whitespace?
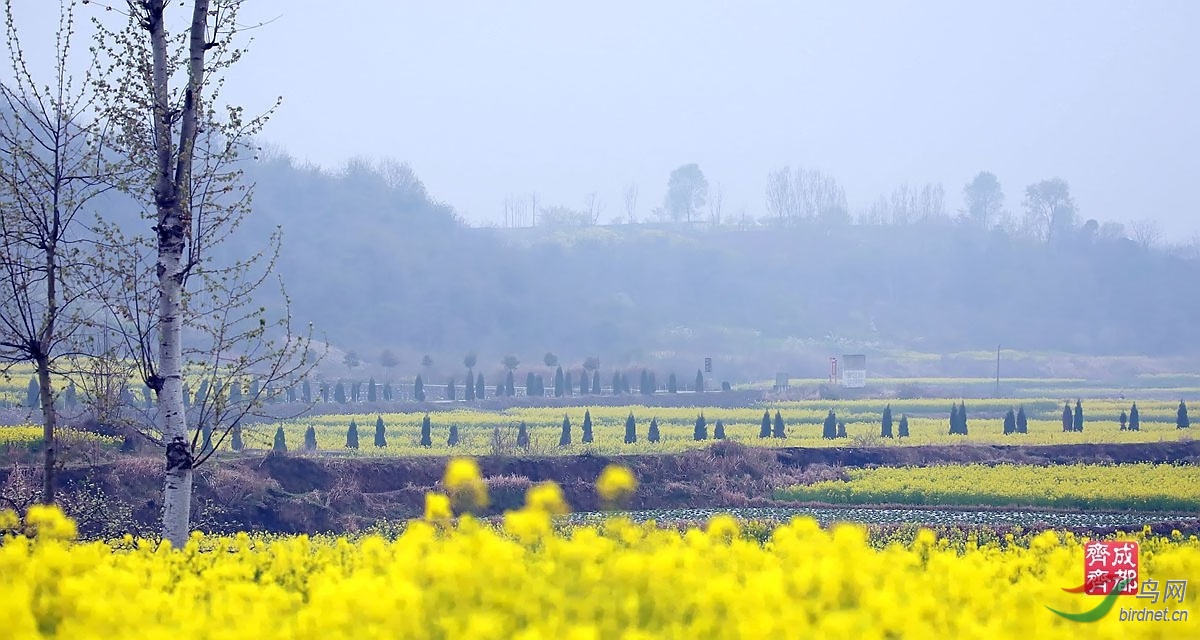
778,463,1200,512
2,464,1198,639
0,425,120,448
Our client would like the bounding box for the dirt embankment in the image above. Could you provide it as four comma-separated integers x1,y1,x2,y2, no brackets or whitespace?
10,440,1200,538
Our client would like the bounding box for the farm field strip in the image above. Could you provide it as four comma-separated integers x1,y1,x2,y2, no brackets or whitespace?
0,425,120,448
777,463,1200,512
564,506,1200,531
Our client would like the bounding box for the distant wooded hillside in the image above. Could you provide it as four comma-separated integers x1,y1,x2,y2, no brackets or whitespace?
219,154,1200,379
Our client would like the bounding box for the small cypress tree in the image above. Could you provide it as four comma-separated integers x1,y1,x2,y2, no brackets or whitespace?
1178,400,1190,429
25,377,39,408
823,410,837,439
1129,403,1140,431
612,371,621,396
1119,408,1128,431
579,371,588,395
1003,408,1016,435
881,404,894,438
420,414,432,447
898,414,909,438
591,371,600,395
1061,402,1072,432
302,380,312,403
624,412,637,444
448,424,459,446
759,410,771,438
695,370,704,394
334,382,346,404
465,370,476,401
949,403,960,435
516,421,529,448
319,383,329,403
693,413,707,441
958,400,968,435
447,377,456,401
582,410,594,444
639,370,649,395
773,410,786,439
1073,399,1084,432
525,371,536,397
304,425,318,452
714,419,726,440
648,372,657,395
506,370,516,397
559,415,572,446
476,373,484,400
374,416,387,447
200,423,213,455
554,366,565,397
382,382,392,401
836,420,847,438
565,371,574,396
668,373,677,393
346,420,359,449
231,424,244,451
414,375,425,402
272,426,287,453
64,381,77,409
648,417,661,443
1016,406,1028,434
368,378,377,402
351,382,360,402
287,386,297,403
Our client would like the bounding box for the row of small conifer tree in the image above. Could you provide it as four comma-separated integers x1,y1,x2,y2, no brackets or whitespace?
261,399,1193,452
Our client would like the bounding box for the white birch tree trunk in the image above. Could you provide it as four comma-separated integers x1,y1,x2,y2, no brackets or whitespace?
148,0,209,549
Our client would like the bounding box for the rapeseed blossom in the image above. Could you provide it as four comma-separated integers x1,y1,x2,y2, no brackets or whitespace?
1,459,1197,639
596,464,637,506
443,457,488,510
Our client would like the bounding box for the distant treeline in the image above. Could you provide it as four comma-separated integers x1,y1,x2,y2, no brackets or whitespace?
216,155,1200,376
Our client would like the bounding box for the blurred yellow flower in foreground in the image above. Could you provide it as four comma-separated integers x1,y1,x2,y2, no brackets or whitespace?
596,464,638,506
443,457,489,510
423,492,453,523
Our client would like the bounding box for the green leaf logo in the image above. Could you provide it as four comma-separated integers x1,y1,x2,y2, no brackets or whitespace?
1046,578,1129,623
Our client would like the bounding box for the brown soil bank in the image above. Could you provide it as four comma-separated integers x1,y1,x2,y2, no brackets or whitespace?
16,440,1200,538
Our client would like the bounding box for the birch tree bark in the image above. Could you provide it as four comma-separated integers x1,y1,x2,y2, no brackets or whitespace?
144,0,205,550
93,0,316,549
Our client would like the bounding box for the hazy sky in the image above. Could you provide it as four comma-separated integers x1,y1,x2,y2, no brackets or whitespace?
13,1,1200,238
